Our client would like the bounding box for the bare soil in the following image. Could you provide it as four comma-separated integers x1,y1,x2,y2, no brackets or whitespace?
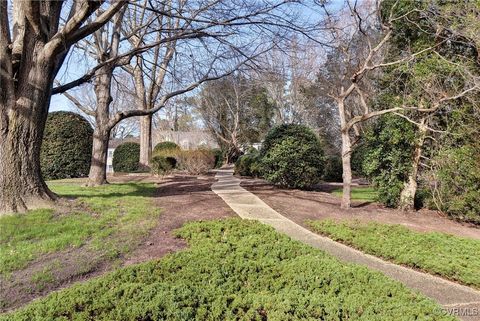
1,173,235,312
241,178,480,240
123,174,236,265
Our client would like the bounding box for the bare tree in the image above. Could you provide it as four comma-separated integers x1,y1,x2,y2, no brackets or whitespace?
0,0,126,214
52,0,306,185
314,0,436,209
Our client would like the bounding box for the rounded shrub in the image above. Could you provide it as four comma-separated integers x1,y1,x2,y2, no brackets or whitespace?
153,141,180,153
261,124,322,157
261,124,324,189
112,142,140,173
235,150,262,177
41,111,93,180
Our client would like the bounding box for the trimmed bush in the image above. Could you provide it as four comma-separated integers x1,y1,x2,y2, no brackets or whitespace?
153,141,179,153
323,155,343,182
175,149,216,175
112,142,140,173
260,124,321,157
150,155,177,176
41,111,93,180
235,150,262,177
261,125,324,189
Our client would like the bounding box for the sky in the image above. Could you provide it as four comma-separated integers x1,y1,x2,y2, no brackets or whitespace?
49,0,345,115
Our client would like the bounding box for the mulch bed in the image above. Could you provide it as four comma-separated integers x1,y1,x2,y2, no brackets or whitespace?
240,178,480,240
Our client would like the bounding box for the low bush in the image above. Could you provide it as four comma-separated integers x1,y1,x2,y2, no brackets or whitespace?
150,155,177,176
1,219,452,321
40,111,93,180
175,149,215,175
112,142,140,173
153,141,180,153
308,219,480,288
323,155,343,182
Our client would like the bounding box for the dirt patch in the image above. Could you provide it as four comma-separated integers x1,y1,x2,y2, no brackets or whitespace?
241,178,480,240
1,174,235,312
123,174,236,265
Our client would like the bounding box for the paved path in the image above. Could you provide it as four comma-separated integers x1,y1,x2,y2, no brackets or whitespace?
212,168,480,321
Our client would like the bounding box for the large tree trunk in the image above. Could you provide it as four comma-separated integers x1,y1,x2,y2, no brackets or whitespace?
0,40,57,215
139,114,152,168
86,66,114,186
0,106,57,214
399,122,427,211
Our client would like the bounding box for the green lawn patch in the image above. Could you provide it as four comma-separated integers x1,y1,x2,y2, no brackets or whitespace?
1,219,455,320
308,219,480,288
0,183,160,275
332,186,378,202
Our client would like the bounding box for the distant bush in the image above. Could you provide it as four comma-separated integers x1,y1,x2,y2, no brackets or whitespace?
175,149,215,175
235,150,262,177
261,130,324,189
153,141,180,153
150,155,177,176
41,111,93,180
112,142,140,173
323,155,343,182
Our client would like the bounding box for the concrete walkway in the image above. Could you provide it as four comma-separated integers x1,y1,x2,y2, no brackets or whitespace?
212,168,480,321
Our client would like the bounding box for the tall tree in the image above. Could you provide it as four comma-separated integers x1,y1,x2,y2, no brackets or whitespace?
195,75,275,162
0,0,126,214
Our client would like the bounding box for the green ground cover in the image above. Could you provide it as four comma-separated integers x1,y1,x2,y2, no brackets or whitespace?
1,219,455,321
332,186,378,202
0,182,160,275
308,219,480,288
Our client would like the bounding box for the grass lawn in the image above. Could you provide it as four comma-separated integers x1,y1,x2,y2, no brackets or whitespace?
308,219,480,288
1,219,455,321
332,186,378,202
0,182,160,275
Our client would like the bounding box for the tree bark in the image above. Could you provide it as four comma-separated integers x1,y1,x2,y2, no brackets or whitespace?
337,99,353,209
86,66,114,186
139,114,152,168
86,127,111,186
399,121,427,211
0,39,57,215
0,104,57,214
340,130,353,209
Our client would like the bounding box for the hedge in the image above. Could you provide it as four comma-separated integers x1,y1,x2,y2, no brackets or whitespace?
112,142,140,173
153,141,180,153
40,111,93,180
